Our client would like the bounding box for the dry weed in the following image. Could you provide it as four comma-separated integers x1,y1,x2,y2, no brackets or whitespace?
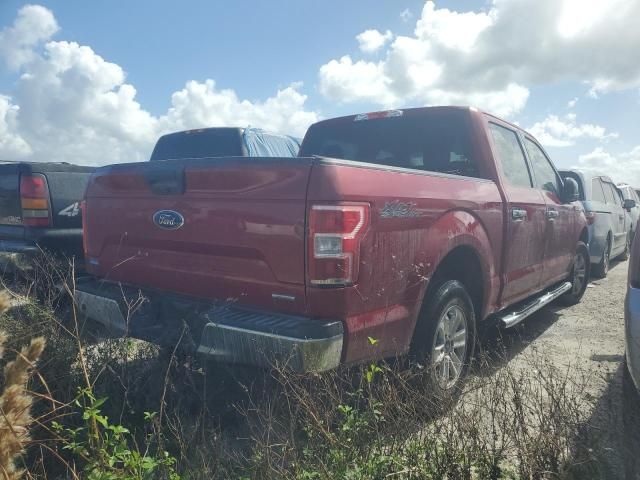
0,291,46,480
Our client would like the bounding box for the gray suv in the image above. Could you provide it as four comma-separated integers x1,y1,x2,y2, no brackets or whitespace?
560,170,635,277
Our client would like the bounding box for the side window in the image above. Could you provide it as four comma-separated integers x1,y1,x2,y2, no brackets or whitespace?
591,179,607,203
489,123,532,188
602,182,617,205
524,138,561,198
612,185,624,206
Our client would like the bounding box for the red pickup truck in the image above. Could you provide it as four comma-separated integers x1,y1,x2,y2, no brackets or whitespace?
76,107,589,392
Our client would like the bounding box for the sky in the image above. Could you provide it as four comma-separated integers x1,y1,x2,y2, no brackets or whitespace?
1,0,640,184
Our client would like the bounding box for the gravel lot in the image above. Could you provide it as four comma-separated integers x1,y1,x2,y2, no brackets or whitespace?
486,258,639,478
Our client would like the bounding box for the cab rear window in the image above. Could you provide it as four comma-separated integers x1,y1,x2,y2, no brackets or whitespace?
150,129,243,161
300,112,482,178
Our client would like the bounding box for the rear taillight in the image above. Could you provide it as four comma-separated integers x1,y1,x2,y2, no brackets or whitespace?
20,174,51,227
308,204,370,286
630,231,640,288
585,210,596,225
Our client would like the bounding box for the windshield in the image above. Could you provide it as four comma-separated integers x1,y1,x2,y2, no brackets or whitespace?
300,112,481,178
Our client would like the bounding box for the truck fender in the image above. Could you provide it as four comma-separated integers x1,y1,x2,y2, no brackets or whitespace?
412,210,499,328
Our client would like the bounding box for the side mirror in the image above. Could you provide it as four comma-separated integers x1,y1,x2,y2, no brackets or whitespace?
624,199,636,211
562,177,580,203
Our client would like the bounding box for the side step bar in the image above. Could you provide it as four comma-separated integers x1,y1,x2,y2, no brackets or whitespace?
499,281,572,328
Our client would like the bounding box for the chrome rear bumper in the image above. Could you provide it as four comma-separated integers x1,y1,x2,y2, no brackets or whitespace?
75,278,344,373
197,321,343,372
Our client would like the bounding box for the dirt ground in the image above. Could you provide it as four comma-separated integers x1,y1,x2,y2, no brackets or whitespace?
484,257,640,478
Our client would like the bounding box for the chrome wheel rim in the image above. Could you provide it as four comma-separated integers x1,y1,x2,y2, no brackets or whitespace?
572,252,586,295
431,303,468,390
604,247,609,274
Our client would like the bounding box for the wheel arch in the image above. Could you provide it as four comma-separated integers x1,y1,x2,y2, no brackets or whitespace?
407,209,500,349
425,245,486,321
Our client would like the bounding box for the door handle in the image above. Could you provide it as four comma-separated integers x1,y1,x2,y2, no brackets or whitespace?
546,209,559,220
511,208,527,221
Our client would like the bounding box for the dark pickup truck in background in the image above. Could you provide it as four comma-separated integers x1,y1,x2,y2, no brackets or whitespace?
76,106,589,392
0,161,95,263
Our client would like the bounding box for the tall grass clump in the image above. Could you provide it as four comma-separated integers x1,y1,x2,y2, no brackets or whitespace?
0,291,46,480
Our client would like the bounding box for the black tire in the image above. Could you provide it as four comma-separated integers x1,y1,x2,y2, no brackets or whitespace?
593,236,611,278
410,280,476,397
559,241,590,306
620,232,631,261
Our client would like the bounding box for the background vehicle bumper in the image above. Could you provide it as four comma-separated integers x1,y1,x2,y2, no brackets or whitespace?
588,224,606,264
625,285,640,391
0,240,40,255
75,277,344,372
0,227,84,258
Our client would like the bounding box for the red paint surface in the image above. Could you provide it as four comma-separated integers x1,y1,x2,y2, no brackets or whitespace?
83,107,587,366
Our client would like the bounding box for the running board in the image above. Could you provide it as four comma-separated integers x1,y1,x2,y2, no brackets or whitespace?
499,281,572,328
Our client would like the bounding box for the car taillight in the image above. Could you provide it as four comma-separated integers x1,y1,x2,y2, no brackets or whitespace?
585,210,596,225
308,204,370,286
20,174,51,227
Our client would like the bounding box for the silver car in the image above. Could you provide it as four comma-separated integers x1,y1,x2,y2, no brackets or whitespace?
560,170,635,277
619,183,640,237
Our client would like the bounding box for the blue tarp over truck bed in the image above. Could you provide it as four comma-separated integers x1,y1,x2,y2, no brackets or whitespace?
150,127,301,161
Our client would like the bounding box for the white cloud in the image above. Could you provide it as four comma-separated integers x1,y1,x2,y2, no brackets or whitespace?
0,6,318,165
356,29,393,54
567,97,578,108
0,5,58,71
318,56,396,106
160,80,317,139
574,146,640,186
319,0,640,116
0,96,31,158
400,9,413,23
528,113,617,148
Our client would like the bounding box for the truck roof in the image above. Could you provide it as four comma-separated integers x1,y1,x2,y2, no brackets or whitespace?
308,105,530,138
560,169,613,184
308,106,474,127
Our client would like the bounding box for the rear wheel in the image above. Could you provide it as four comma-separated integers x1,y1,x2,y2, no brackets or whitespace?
559,241,590,306
593,237,611,278
410,280,476,396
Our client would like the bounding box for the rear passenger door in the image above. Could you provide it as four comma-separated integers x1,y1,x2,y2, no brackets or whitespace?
488,123,546,305
603,181,626,253
523,137,575,286
590,178,614,257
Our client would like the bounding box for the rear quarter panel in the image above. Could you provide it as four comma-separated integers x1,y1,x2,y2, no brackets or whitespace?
586,199,614,262
307,160,503,363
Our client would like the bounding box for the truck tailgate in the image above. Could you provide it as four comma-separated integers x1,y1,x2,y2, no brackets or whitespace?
84,157,313,313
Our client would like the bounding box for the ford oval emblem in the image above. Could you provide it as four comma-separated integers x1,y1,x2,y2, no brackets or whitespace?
153,210,184,230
